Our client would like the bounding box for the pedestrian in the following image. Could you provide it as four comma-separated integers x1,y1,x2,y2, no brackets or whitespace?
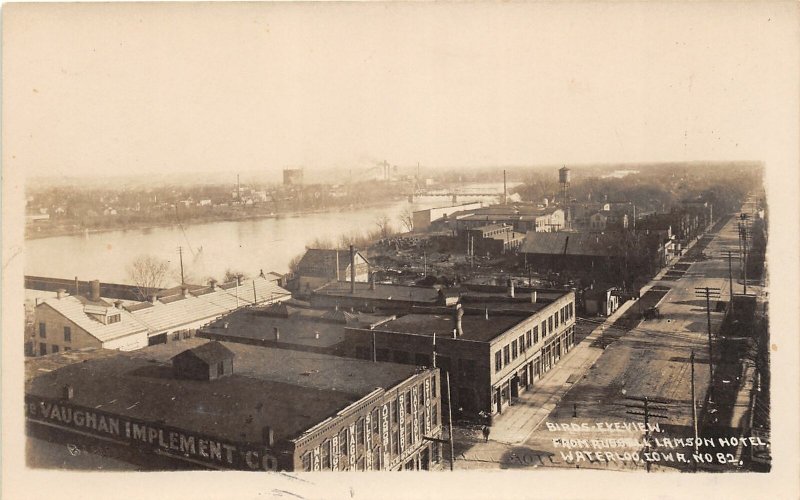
482,425,490,442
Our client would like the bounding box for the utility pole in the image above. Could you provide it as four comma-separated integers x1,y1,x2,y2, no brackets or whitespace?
723,250,739,312
432,332,437,369
252,279,257,304
695,286,720,400
690,351,699,456
624,395,669,473
446,372,455,471
177,246,185,285
423,251,427,277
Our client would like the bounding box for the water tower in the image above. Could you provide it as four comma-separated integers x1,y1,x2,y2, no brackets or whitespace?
558,166,571,204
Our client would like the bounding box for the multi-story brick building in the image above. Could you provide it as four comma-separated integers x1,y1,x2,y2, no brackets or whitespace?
25,339,442,471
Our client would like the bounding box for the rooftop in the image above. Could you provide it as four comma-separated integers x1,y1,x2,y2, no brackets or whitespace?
313,281,445,303
520,231,624,257
202,305,392,349
296,248,369,279
25,339,422,445
38,296,148,343
372,311,527,343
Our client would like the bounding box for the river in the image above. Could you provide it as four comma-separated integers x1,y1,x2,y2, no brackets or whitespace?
25,185,512,286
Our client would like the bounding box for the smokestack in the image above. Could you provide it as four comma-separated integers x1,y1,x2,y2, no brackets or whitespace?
274,327,280,341
503,170,507,205
335,250,340,281
454,304,464,337
530,290,537,303
350,245,356,294
507,278,515,298
90,280,100,301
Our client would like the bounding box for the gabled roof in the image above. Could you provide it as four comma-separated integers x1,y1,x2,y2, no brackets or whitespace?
297,249,369,278
38,296,147,343
172,341,234,365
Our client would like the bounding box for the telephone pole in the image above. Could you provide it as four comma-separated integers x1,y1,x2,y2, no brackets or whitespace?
177,246,185,285
722,250,739,311
695,286,721,400
446,372,455,471
690,351,699,457
624,395,669,472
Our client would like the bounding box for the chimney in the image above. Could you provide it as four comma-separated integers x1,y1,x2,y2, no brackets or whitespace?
114,300,123,309
530,290,538,303
274,327,280,341
74,276,79,296
62,384,74,400
350,245,356,294
56,289,66,299
237,275,244,286
150,295,158,304
369,272,375,291
454,304,464,337
507,278,515,298
91,280,101,301
209,279,217,291
181,285,189,298
262,426,275,447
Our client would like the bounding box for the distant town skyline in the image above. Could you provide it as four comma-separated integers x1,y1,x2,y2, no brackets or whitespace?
4,3,796,181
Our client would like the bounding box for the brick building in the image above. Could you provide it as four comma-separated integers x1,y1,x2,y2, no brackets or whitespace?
25,339,442,471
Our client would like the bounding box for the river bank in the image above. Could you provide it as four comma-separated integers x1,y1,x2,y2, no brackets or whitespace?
25,199,411,241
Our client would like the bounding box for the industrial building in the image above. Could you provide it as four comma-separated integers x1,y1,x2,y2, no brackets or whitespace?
25,339,442,471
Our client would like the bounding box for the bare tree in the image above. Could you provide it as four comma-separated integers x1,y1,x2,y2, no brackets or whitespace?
128,255,170,300
287,253,304,274
223,269,248,283
398,208,414,232
374,214,391,239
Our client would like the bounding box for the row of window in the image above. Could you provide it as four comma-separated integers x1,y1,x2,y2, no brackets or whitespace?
301,401,439,471
494,302,574,373
39,323,72,342
38,342,70,356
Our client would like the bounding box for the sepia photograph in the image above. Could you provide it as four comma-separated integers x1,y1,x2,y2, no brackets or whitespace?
2,2,798,499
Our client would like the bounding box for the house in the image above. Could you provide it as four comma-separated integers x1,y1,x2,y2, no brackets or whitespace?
25,338,442,471
295,247,370,293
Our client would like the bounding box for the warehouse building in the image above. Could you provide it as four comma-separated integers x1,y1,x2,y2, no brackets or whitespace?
25,339,442,471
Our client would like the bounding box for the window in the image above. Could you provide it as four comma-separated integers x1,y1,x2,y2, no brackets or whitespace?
321,440,331,469
405,392,412,414
503,345,510,365
182,330,192,339
495,351,502,372
51,345,59,353
526,331,532,348
372,408,380,433
511,340,518,360
431,404,438,426
302,452,312,471
356,418,365,446
39,323,46,338
541,320,547,336
405,421,414,445
339,429,349,457
554,312,559,328
533,326,539,344
418,383,425,405
519,335,526,352
391,401,398,424
172,332,181,341
548,316,553,332
217,361,225,376
63,326,71,343
39,343,47,356
431,377,437,398
108,314,121,324
392,429,400,455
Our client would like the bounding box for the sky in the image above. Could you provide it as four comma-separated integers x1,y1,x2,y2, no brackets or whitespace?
3,2,797,182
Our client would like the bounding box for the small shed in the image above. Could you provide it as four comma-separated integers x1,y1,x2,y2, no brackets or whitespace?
171,341,235,381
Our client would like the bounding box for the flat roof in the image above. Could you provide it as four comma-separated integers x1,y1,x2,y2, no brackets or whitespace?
202,306,392,349
25,339,423,445
314,282,443,302
372,312,527,343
